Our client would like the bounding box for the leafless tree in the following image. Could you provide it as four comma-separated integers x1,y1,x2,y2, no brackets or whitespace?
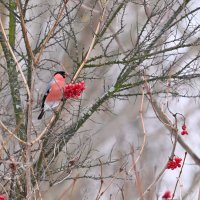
0,0,200,199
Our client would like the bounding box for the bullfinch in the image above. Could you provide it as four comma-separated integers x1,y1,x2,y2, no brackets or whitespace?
38,71,66,120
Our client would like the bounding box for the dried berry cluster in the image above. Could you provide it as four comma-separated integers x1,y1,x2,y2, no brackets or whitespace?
181,124,188,135
64,81,86,100
167,156,182,170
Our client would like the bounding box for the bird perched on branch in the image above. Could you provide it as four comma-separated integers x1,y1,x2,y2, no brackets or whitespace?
38,71,66,120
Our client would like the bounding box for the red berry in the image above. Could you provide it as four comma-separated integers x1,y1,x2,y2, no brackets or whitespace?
162,190,171,199
167,156,182,170
0,194,6,200
181,130,188,135
181,124,188,135
177,163,181,168
182,124,186,130
174,157,182,164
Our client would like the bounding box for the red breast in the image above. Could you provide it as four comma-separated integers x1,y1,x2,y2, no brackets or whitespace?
46,74,65,102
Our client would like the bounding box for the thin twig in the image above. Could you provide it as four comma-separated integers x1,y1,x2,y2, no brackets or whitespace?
35,0,69,65
25,69,35,198
16,0,36,65
0,17,31,97
95,162,127,200
96,159,104,200
30,106,60,145
0,120,27,145
172,152,187,199
57,176,78,200
130,145,144,200
149,97,200,166
0,182,8,199
128,87,147,174
72,0,108,82
137,76,179,200
31,167,43,200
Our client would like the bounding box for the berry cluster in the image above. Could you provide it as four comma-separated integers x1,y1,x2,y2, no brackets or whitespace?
162,190,171,199
64,81,86,100
167,156,182,170
181,124,188,135
0,195,6,200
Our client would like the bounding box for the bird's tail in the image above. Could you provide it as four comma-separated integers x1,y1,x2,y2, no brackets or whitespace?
38,109,45,120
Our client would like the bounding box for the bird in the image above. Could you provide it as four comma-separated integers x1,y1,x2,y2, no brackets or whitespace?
38,71,66,120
